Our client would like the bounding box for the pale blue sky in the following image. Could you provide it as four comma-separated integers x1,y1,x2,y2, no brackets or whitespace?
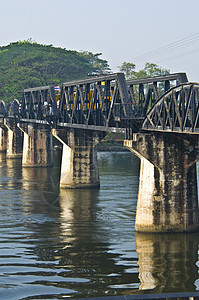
1,0,199,81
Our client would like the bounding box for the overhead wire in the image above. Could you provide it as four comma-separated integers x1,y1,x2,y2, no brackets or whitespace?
153,47,199,64
132,32,199,63
133,32,199,61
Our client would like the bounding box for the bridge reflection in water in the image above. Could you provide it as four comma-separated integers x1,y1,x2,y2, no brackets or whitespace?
136,232,199,293
0,152,198,297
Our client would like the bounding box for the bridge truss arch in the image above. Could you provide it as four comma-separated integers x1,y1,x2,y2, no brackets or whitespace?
142,82,199,134
0,100,7,117
7,99,21,117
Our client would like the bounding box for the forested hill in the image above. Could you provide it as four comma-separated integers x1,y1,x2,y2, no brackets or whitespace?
0,40,110,102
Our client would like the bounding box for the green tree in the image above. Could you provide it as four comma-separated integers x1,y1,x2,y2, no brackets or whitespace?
118,62,170,79
136,62,170,78
118,61,136,80
118,62,170,104
79,51,110,75
0,41,110,103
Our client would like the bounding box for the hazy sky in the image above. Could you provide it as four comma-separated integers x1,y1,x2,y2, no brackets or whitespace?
1,0,199,81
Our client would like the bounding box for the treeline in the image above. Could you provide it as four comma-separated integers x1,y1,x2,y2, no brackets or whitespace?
0,40,110,103
0,40,170,103
118,61,170,80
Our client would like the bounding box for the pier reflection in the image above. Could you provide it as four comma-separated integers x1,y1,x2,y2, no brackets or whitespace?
22,167,49,190
0,152,6,162
20,178,140,297
59,188,99,241
135,232,199,293
0,153,23,190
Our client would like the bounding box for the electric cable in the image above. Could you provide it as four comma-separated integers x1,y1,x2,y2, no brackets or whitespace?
132,32,199,63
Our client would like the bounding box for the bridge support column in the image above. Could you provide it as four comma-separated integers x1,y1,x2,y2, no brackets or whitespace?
53,128,106,188
4,119,23,158
0,127,7,152
124,133,199,232
19,122,53,167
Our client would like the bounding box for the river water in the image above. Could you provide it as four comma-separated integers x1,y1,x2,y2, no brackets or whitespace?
0,150,199,299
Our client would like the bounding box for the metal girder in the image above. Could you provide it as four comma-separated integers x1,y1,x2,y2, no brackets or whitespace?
142,82,199,134
126,73,188,85
126,72,188,119
58,73,133,128
22,86,57,120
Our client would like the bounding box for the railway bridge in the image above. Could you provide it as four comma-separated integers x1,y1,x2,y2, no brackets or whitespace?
1,72,199,233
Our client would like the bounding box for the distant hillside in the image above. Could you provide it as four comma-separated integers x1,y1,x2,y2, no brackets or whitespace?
0,40,110,102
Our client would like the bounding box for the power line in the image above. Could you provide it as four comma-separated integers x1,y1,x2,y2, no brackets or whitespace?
133,32,199,61
132,32,199,63
135,47,199,71
154,47,199,64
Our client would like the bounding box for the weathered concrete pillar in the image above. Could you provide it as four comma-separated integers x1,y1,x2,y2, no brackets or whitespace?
4,119,23,158
53,128,106,188
0,127,7,152
124,133,199,232
19,122,53,167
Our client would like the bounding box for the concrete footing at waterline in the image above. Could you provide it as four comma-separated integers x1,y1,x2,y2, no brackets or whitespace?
0,127,7,153
52,128,106,188
18,122,53,167
4,119,23,158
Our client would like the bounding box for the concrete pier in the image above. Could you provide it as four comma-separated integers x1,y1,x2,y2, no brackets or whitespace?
53,128,106,188
124,133,199,232
5,119,23,158
19,122,53,167
0,127,7,152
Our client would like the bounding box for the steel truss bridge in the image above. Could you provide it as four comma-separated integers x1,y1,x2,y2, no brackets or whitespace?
2,71,199,234
1,71,198,135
